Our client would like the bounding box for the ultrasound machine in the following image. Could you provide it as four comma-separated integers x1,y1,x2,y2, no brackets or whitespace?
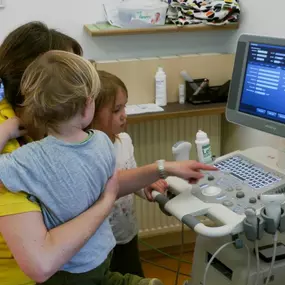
152,34,285,285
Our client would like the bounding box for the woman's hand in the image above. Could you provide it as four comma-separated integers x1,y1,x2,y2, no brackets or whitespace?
0,117,27,140
144,179,168,201
165,160,217,183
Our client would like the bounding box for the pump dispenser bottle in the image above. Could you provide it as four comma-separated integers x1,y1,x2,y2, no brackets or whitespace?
155,67,167,106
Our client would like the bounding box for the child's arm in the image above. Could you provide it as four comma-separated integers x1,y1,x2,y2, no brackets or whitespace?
0,117,27,152
117,132,216,198
0,117,30,192
120,134,168,200
0,139,35,194
120,134,148,199
118,161,216,197
129,153,167,201
123,143,146,199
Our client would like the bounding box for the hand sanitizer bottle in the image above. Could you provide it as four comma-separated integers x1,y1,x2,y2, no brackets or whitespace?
195,130,212,164
155,67,167,106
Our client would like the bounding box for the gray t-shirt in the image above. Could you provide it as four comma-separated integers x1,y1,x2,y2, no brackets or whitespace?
0,130,116,273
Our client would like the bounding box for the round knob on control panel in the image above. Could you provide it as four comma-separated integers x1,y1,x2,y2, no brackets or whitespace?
223,200,233,207
208,175,215,181
226,187,234,192
202,186,222,196
249,197,257,204
235,185,242,191
236,191,245,198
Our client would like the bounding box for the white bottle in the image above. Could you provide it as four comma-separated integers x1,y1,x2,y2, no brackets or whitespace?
178,84,185,104
195,130,212,164
155,67,167,106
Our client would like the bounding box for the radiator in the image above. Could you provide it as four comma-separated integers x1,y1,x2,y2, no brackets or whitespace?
126,115,222,237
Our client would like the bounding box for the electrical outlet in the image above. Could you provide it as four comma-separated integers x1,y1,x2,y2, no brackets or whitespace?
0,0,5,8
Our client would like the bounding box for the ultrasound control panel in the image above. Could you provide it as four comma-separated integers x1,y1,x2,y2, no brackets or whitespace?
191,155,285,215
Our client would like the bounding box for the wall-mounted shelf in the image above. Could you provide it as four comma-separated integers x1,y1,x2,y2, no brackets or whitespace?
84,22,238,37
127,102,226,124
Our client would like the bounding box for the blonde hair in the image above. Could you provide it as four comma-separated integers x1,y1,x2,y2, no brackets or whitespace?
89,59,97,69
20,50,100,131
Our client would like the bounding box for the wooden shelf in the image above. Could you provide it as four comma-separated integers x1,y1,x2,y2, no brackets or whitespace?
84,22,239,37
127,102,226,124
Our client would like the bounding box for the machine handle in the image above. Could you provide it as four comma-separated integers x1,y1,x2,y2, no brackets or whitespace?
152,191,169,206
152,191,172,216
182,214,234,237
153,187,236,237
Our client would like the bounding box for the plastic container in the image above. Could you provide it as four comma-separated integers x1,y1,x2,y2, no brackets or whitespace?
155,67,167,106
118,0,168,27
195,130,213,164
179,84,185,104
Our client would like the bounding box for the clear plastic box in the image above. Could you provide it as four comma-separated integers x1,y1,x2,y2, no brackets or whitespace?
118,1,168,27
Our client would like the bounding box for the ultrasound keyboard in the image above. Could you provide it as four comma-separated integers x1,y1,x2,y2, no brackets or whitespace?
214,156,281,190
190,154,285,215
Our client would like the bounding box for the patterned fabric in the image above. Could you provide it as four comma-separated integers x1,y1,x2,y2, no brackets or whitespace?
109,133,140,245
165,0,240,26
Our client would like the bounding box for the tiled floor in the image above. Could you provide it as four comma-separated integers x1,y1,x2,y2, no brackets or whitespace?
142,251,193,285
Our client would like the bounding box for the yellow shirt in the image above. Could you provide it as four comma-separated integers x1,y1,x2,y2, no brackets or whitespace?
0,99,40,285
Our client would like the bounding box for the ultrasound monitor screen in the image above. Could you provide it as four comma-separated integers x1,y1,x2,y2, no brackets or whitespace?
239,43,285,124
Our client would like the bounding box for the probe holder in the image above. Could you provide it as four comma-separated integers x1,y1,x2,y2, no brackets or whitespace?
243,217,265,241
185,78,230,105
261,207,285,234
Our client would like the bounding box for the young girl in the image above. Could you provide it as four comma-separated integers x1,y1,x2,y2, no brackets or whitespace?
92,70,168,277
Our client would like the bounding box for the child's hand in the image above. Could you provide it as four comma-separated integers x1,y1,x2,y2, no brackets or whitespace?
144,179,168,202
102,171,119,201
0,117,27,140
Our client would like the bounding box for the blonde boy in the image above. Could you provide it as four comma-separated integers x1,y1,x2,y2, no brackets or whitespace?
0,51,117,273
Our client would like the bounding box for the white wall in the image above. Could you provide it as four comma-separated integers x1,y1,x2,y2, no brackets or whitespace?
0,0,237,60
0,0,283,150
